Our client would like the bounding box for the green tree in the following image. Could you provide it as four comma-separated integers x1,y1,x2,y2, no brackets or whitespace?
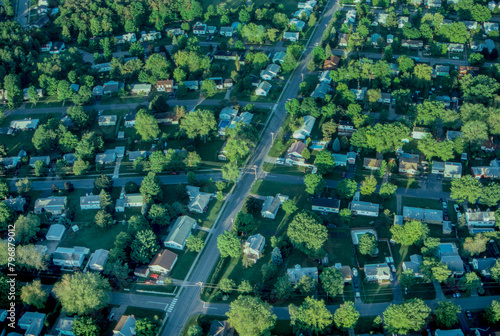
0,203,12,231
94,210,113,228
320,267,344,297
383,299,431,334
94,173,113,192
469,53,485,66
358,233,377,255
129,41,145,57
418,136,455,161
53,273,110,315
135,318,159,336
140,172,163,202
222,162,240,182
421,258,451,283
219,277,236,293
15,178,32,195
73,159,90,176
287,212,327,257
339,208,352,223
57,80,74,103
490,259,500,283
75,132,103,160
390,220,429,246
131,230,159,264
135,109,160,141
486,300,500,323
226,296,277,336
14,214,40,244
415,101,446,126
282,200,298,214
180,110,217,142
304,174,325,195
21,280,48,309
351,123,410,153
103,261,130,289
238,280,253,294
4,74,21,108
459,272,481,292
201,79,217,97
289,297,333,334
73,317,100,336
33,160,47,177
217,231,241,258
336,178,358,199
148,204,173,227
186,235,204,252
434,301,461,328
314,150,336,174
450,175,483,204
334,302,360,329
360,175,377,195
275,275,293,300
400,269,417,288
380,183,397,198
463,233,488,256
28,86,40,106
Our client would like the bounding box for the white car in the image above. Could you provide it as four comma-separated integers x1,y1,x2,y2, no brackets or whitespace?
453,204,460,213
452,56,459,60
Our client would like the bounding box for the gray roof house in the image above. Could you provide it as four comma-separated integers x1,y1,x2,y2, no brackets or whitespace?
287,264,318,283
273,51,286,64
34,196,67,215
255,81,271,96
10,118,39,130
465,210,496,234
63,153,78,165
403,206,443,224
311,81,331,99
350,201,379,217
311,198,340,213
365,263,392,282
18,312,46,336
113,315,136,336
444,162,462,178
128,150,148,161
130,84,152,95
260,64,280,81
438,243,465,276
80,194,101,210
54,316,75,336
472,257,497,276
89,249,109,271
98,115,118,126
0,156,20,169
95,149,117,164
208,320,235,336
292,115,316,140
186,186,212,213
52,246,90,268
3,196,26,212
402,254,423,277
219,106,238,121
46,224,66,241
285,141,307,166
243,234,265,263
115,194,143,212
261,194,289,219
29,156,50,168
164,216,197,250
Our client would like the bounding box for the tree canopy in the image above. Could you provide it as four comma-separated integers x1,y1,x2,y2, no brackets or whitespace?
226,295,277,336
287,212,327,257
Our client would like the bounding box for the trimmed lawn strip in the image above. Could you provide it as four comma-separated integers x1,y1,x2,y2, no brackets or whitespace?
124,306,166,320
169,231,208,280
402,196,442,210
261,163,308,176
60,223,128,252
359,274,393,303
134,284,177,294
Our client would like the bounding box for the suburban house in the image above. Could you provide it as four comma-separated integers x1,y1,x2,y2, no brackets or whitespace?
98,115,117,126
3,196,26,212
193,22,207,35
28,156,50,168
283,32,300,42
116,32,137,44
311,81,331,99
438,243,465,276
292,115,316,140
0,156,20,169
208,321,235,336
364,263,392,282
95,150,117,165
183,81,199,90
323,55,340,70
243,234,265,263
446,131,464,141
319,70,332,83
334,263,353,282
350,201,380,217
164,216,197,250
34,196,67,215
351,88,367,101
213,50,243,61
331,153,348,167
49,42,66,54
54,317,75,336
412,127,431,139
155,112,180,124
130,84,152,95
113,315,136,336
22,88,44,101
472,164,500,179
220,26,234,36
219,106,238,120
139,31,161,42
399,154,420,175
10,118,39,130
433,65,450,77
46,224,66,241
403,207,443,224
363,158,382,170
92,63,112,73
89,249,109,272
156,80,174,93
444,162,462,178
273,51,286,64
128,150,148,162
102,81,124,95
80,194,100,210
484,22,499,34
338,33,349,47
40,41,52,52
402,254,423,277
298,0,317,10
218,119,231,136
260,64,281,80
186,186,211,213
52,246,90,268
134,266,150,278
338,120,356,136
465,210,496,234
124,111,137,127
401,39,424,48
261,194,289,219
255,81,272,96
285,141,307,165
289,18,306,31
63,153,77,165
294,8,311,19
115,193,143,212
148,249,178,274
311,198,340,213
287,264,318,283
229,112,254,129
18,312,46,336
472,257,496,276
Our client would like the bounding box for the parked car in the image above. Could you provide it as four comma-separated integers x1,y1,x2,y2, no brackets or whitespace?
442,200,447,209
145,280,154,284
390,265,396,273
150,274,159,279
454,204,460,213
452,56,459,60
453,292,461,298
466,310,473,320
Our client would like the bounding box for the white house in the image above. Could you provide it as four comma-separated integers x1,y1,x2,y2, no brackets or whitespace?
402,254,423,277
287,264,318,283
292,115,316,140
255,81,271,96
34,196,67,215
243,234,265,263
260,63,280,80
311,198,340,213
283,32,300,42
186,186,211,213
148,249,178,274
80,194,101,210
163,216,197,250
465,210,496,234
261,194,289,219
29,156,50,168
365,263,392,282
350,201,379,217
285,141,307,165
89,249,109,271
46,224,66,241
219,106,238,120
113,315,136,336
52,246,89,268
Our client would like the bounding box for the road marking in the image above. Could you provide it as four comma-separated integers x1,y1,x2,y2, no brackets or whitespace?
167,299,178,313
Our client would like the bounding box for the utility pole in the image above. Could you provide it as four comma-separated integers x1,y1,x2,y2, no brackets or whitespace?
252,165,258,180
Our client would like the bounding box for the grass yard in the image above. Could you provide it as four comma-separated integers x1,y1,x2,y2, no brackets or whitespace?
356,242,391,267
60,222,128,252
249,180,307,198
124,306,166,320
393,175,419,189
402,196,442,210
360,275,394,303
169,231,208,280
100,96,146,105
403,282,436,301
190,200,224,229
442,179,452,192
30,97,64,109
261,163,308,176
196,139,226,162
355,316,382,334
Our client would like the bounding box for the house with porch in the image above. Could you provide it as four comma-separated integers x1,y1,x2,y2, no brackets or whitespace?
164,216,197,250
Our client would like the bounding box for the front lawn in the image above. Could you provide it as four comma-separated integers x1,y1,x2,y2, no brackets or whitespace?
60,222,128,252
402,196,442,210
124,306,166,320
169,231,208,280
